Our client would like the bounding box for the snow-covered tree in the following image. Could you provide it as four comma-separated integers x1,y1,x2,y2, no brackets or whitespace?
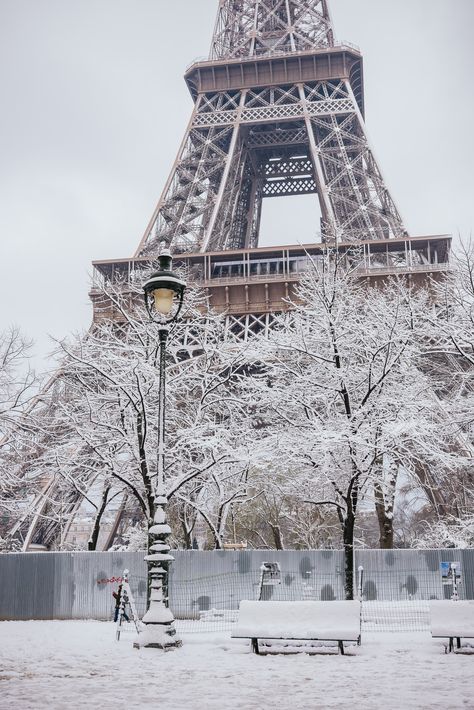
174,462,254,549
0,326,36,438
241,251,457,597
4,244,472,562
0,326,39,544
411,513,474,549
434,239,474,369
404,239,474,538
228,466,342,550
10,272,252,551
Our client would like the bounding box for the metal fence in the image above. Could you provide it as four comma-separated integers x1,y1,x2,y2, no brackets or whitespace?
0,548,472,633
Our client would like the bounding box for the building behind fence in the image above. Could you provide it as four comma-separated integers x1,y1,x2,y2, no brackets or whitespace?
1,549,473,632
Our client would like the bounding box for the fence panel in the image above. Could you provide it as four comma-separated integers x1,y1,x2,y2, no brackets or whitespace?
170,549,345,619
0,548,472,632
354,549,474,632
355,549,472,602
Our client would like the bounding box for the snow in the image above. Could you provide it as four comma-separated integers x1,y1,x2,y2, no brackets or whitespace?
430,600,474,638
135,624,181,649
149,543,171,551
143,553,174,562
1,621,474,710
233,600,361,641
148,524,172,535
141,606,175,624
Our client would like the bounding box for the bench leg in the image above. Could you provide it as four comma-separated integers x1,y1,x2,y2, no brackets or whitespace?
251,638,260,655
449,637,453,653
457,637,461,650
338,640,344,655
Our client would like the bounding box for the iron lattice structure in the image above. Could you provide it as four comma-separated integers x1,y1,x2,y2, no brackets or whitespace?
136,0,406,257
210,0,335,58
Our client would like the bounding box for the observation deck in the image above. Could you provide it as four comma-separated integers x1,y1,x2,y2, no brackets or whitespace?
90,234,451,322
185,43,364,115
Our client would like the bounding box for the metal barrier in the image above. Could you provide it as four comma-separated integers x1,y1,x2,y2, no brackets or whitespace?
0,549,473,633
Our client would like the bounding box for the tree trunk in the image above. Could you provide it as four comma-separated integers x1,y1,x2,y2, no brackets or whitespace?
270,523,284,550
343,512,355,600
341,465,360,600
88,485,111,551
374,489,394,549
181,519,194,549
374,459,397,549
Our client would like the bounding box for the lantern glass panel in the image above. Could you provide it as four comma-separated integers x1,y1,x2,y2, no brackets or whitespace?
153,287,175,316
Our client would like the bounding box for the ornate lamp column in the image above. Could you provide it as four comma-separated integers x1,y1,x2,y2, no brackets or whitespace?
138,244,186,650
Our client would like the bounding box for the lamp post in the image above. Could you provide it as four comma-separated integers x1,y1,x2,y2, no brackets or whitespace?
139,244,186,650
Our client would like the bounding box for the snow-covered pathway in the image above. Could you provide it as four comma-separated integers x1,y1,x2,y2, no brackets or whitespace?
0,621,472,710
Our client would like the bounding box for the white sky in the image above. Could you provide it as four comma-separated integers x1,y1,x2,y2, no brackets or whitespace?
0,0,473,372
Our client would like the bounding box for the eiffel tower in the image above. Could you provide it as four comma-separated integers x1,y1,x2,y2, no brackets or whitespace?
137,0,405,256
92,0,450,340
14,0,451,550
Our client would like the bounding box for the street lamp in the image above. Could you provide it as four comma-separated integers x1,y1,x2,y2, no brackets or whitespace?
139,244,186,650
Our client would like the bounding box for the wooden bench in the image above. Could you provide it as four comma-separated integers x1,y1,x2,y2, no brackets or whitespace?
430,600,474,653
231,600,361,655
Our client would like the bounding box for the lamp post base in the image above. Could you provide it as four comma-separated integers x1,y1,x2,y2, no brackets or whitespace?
134,641,183,650
135,624,182,650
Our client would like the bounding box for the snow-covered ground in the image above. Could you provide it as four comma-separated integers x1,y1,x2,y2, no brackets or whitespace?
0,621,473,710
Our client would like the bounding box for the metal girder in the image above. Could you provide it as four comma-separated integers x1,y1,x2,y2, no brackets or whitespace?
210,0,334,59
14,482,89,551
225,312,279,341
134,0,406,254
137,74,406,255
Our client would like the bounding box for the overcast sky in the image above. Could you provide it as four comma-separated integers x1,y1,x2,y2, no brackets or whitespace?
0,0,473,372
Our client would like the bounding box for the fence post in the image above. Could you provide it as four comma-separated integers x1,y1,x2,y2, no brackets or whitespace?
450,563,459,601
357,566,364,601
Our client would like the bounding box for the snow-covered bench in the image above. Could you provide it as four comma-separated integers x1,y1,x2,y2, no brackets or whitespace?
430,600,474,653
231,600,361,655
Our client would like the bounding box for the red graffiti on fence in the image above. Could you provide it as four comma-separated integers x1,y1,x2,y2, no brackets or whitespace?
97,576,123,585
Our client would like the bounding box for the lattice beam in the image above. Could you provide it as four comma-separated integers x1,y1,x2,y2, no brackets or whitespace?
137,76,406,256
210,0,334,59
